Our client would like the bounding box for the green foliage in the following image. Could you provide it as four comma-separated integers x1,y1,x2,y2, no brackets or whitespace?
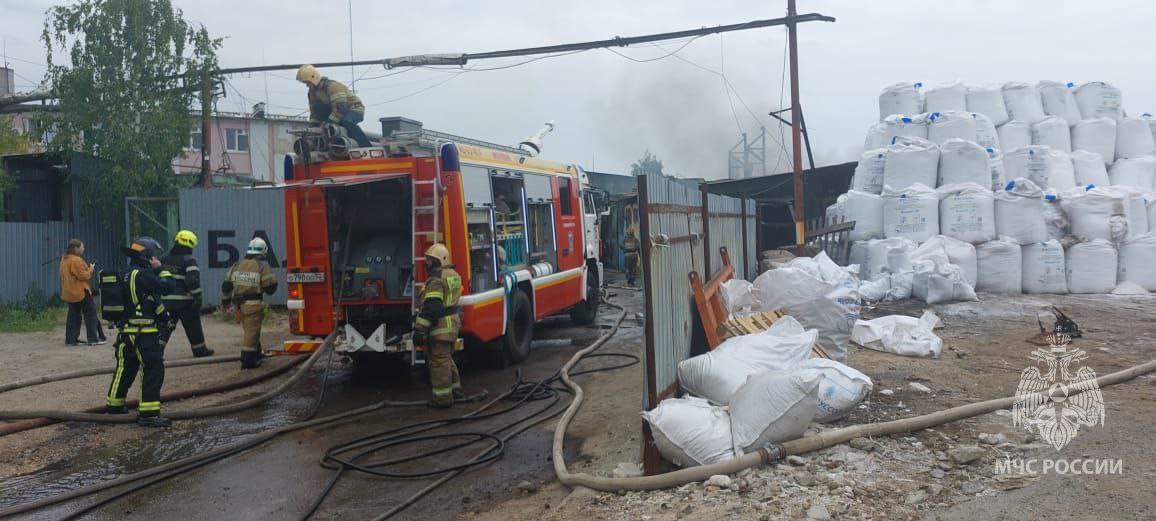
0,116,33,201
630,150,664,177
0,286,64,332
40,0,220,223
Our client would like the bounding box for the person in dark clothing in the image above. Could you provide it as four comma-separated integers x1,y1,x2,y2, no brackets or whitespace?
159,230,214,358
105,236,176,428
60,239,107,346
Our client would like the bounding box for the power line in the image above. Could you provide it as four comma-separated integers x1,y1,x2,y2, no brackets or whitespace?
363,72,465,108
602,36,701,63
718,36,744,135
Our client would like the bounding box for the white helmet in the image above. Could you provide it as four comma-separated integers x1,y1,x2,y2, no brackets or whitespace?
246,237,268,256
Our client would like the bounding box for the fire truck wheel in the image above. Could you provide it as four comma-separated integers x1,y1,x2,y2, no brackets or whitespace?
503,290,534,364
569,270,600,326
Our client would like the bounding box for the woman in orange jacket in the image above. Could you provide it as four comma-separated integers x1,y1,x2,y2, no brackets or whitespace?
60,239,107,346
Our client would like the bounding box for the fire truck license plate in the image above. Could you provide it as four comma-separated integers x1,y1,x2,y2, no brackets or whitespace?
286,272,325,283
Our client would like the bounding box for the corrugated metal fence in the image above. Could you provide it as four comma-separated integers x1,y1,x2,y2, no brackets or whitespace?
0,221,121,303
178,187,288,305
638,174,757,472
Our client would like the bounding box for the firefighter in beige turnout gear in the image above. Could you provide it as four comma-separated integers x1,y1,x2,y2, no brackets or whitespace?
221,238,278,369
412,244,463,408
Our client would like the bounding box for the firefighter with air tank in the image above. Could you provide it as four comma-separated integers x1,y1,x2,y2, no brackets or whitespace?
221,237,278,369
412,243,465,409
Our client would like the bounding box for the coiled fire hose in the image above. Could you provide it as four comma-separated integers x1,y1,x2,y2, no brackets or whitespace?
551,306,1156,491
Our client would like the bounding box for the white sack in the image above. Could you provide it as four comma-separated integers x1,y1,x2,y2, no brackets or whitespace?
677,316,817,405
927,110,978,145
1031,115,1072,152
1071,150,1111,187
1043,195,1069,241
987,147,1007,190
1118,234,1156,290
864,123,888,151
642,396,735,467
729,371,819,456
911,234,979,288
1038,80,1082,126
1108,156,1155,189
851,310,943,358
858,274,891,301
1146,114,1156,149
994,178,1048,244
1118,187,1149,237
973,113,1000,149
883,114,929,142
883,137,939,190
752,252,860,362
719,279,760,317
925,83,967,113
1022,240,1068,293
882,183,940,243
1004,146,1077,192
797,358,873,423
1072,118,1118,166
1149,193,1156,232
976,236,1024,293
966,84,1009,125
1075,81,1123,121
826,200,843,226
852,148,888,194
1064,187,1129,242
1116,117,1155,159
938,183,997,244
880,82,924,121
938,139,991,188
1066,239,1118,293
997,120,1032,153
843,191,884,241
1112,281,1149,294
1002,83,1047,124
857,237,917,281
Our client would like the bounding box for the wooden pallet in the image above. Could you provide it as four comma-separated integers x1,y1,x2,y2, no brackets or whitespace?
716,310,831,359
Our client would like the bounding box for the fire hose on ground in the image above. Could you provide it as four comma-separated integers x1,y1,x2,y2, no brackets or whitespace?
551,325,1156,492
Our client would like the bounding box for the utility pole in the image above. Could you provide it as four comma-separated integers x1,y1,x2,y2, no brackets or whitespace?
787,0,806,256
199,72,212,188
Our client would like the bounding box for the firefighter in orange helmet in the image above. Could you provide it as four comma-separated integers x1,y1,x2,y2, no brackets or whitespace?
412,243,463,408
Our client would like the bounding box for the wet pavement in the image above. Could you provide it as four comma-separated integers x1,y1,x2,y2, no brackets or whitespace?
4,281,644,520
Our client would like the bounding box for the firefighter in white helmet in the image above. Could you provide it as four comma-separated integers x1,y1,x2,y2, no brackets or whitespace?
412,243,463,408
221,237,278,369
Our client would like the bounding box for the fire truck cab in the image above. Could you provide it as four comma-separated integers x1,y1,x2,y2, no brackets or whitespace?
281,117,602,364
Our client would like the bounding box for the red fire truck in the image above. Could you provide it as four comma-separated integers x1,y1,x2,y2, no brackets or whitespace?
280,117,603,364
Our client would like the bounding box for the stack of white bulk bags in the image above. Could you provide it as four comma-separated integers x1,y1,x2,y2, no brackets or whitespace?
852,148,888,194
938,139,990,187
1064,187,1128,242
1002,83,1047,124
883,114,928,142
966,85,1009,125
995,178,1048,244
882,184,940,243
1071,118,1118,166
883,137,939,190
843,190,885,241
1116,117,1156,159
1075,82,1123,120
1071,150,1111,187
986,147,1007,190
1031,115,1072,152
938,183,997,244
864,123,888,150
924,83,967,113
976,237,1023,293
1004,146,1077,192
997,120,1032,152
1066,239,1118,293
1108,156,1155,189
927,111,978,144
1118,234,1156,290
1038,81,1082,126
880,82,924,120
1022,240,1068,293
972,113,1000,149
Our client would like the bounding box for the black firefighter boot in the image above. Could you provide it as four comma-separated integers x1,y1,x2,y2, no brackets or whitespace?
191,345,215,358
240,350,263,369
136,414,172,428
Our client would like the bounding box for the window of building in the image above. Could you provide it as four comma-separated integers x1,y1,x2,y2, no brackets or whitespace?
225,128,249,152
559,177,573,215
187,127,203,150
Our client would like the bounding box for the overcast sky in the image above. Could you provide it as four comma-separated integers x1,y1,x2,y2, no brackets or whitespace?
3,1,1156,179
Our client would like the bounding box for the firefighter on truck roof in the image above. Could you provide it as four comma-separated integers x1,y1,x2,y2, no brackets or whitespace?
296,64,371,148
413,243,465,409
221,237,278,369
